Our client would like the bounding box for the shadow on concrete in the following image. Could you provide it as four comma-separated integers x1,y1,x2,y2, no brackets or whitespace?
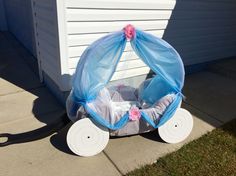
50,122,76,156
0,32,69,149
0,32,64,125
140,130,164,143
0,114,70,147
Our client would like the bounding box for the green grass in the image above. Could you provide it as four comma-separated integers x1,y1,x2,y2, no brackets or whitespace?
126,119,236,176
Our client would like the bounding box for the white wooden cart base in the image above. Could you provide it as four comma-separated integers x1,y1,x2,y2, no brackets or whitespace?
67,118,109,157
67,108,193,156
158,108,193,144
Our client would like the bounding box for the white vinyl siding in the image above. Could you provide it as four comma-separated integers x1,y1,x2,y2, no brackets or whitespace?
31,0,236,91
4,0,36,55
0,0,7,31
31,0,63,86
64,0,177,85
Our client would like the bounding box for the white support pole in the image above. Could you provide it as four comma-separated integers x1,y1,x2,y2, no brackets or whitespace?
55,0,70,91
30,0,43,82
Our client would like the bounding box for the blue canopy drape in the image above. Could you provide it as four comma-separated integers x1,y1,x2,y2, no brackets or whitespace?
70,28,185,130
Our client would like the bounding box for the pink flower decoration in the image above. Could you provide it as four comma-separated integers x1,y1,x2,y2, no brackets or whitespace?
129,106,141,121
124,24,135,40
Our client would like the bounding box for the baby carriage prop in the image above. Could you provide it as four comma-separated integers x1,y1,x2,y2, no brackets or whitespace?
66,25,193,157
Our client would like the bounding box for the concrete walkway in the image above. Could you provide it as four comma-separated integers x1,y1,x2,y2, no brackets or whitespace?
0,32,236,176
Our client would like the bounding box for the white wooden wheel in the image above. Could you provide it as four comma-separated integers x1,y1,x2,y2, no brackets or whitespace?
158,108,193,144
67,118,109,157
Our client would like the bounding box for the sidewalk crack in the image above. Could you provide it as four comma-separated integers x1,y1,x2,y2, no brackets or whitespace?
103,150,124,176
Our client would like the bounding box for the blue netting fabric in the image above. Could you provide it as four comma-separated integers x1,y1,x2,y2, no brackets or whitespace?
66,27,185,130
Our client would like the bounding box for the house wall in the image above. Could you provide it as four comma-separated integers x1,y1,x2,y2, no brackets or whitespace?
64,0,175,85
4,0,36,56
0,0,7,31
32,0,236,94
61,0,236,91
162,0,236,65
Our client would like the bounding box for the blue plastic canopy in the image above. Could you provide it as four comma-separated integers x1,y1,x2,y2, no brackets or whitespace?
70,27,185,130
